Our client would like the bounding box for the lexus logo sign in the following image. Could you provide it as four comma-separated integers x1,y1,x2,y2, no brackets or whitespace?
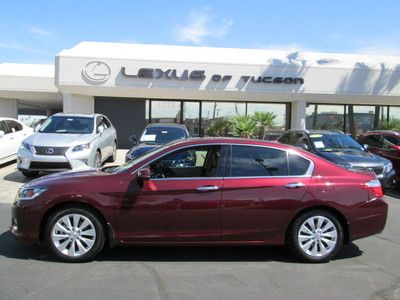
46,148,54,155
82,61,111,84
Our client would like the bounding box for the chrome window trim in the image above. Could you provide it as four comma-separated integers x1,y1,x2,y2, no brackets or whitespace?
131,142,314,179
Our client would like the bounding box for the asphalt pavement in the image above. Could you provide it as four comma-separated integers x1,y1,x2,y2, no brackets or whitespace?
0,158,400,299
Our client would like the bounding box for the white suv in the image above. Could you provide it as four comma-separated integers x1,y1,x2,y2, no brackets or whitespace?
0,118,33,165
17,113,117,177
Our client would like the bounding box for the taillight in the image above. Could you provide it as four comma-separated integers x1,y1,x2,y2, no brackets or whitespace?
362,179,384,198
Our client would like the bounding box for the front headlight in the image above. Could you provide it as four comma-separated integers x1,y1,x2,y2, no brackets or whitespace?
72,143,90,152
17,186,47,200
21,142,36,153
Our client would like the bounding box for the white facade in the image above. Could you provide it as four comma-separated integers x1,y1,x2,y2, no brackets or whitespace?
1,41,400,131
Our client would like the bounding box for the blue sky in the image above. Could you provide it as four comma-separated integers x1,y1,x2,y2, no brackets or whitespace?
1,0,400,63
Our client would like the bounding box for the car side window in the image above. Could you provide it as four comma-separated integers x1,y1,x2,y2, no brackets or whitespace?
230,145,288,177
383,135,400,148
278,133,290,144
5,120,22,133
150,145,222,179
0,121,9,134
363,135,382,148
288,153,311,175
96,116,109,132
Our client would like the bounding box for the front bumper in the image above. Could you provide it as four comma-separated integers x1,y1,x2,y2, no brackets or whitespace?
377,169,397,188
11,200,43,245
17,147,94,172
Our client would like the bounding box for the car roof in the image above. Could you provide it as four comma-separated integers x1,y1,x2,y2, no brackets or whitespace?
364,130,400,135
146,123,188,129
0,117,20,121
287,129,345,135
53,113,99,118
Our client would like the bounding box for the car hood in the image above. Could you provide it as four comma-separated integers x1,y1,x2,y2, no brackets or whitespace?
24,168,104,187
127,143,159,159
23,132,93,147
317,150,385,167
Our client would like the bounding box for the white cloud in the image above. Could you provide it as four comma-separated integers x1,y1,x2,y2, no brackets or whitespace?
28,26,52,37
174,8,233,45
0,42,42,53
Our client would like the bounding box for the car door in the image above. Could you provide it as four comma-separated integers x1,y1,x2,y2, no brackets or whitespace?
116,144,225,243
378,135,400,172
0,121,14,160
5,120,29,153
221,145,312,242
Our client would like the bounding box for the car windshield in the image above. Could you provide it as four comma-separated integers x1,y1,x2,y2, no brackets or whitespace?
309,133,364,152
39,116,94,134
108,144,170,174
140,127,187,145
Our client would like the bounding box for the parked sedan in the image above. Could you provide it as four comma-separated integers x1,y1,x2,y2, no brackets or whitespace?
11,138,387,263
277,130,396,188
0,117,33,165
17,113,117,177
125,123,189,162
357,130,400,185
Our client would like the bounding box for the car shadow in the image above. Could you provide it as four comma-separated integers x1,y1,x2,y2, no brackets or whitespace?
385,189,400,199
0,230,363,264
3,170,31,184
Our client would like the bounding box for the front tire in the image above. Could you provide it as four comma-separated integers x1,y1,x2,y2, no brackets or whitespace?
109,142,117,163
288,210,343,263
45,207,105,262
94,151,102,168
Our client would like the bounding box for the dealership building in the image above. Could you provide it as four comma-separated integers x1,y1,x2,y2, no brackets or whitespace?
1,42,400,147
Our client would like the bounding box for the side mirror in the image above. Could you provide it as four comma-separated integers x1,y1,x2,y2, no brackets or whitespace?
390,145,400,151
97,125,105,134
129,135,137,144
0,130,4,138
299,143,309,151
363,144,369,150
137,167,151,181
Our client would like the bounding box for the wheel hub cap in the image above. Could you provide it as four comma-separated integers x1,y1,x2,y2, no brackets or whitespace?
298,216,338,257
51,214,96,257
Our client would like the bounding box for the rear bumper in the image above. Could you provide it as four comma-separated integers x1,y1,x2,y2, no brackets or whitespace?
346,198,388,241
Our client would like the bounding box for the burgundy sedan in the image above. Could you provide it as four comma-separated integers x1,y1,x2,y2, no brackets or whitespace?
11,138,387,263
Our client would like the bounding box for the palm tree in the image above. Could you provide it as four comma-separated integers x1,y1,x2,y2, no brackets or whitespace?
231,115,257,138
252,111,276,139
207,118,231,136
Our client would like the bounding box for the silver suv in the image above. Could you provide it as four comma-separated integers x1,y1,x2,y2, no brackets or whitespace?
17,113,117,177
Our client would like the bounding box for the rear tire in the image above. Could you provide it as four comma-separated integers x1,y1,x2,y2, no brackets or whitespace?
288,210,343,263
45,207,105,262
21,170,39,178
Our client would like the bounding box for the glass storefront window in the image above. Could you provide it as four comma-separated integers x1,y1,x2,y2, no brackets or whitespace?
389,106,400,120
150,100,181,124
306,104,345,131
183,102,200,137
201,102,246,136
345,105,388,135
247,103,287,130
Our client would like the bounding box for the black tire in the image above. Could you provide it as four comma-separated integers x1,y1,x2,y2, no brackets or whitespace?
287,210,343,263
108,142,117,163
21,170,39,178
94,151,102,168
45,207,105,263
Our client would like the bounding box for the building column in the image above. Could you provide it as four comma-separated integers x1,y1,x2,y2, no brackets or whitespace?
291,100,307,129
63,94,94,114
0,98,18,118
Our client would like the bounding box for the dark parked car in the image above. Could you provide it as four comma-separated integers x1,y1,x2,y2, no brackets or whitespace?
357,130,400,185
277,130,396,187
12,138,387,263
125,123,189,162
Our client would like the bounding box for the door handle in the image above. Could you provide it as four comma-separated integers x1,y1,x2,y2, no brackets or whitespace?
285,182,305,189
196,185,220,192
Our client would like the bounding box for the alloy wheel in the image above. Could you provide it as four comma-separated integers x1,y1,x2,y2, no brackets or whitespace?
51,214,96,257
297,216,338,257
